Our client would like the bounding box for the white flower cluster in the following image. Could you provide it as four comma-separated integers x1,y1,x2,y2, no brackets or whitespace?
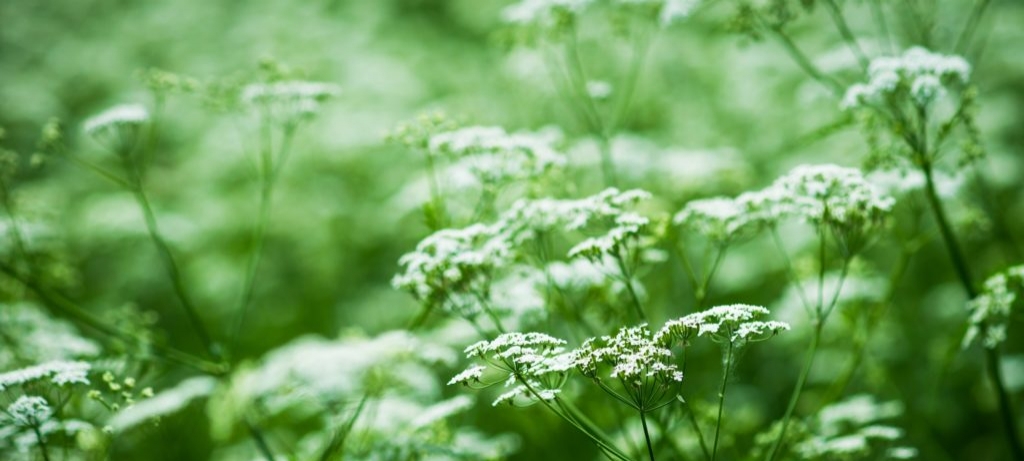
770,164,896,230
797,394,915,460
0,360,90,391
392,224,512,317
674,196,761,245
502,0,698,30
427,126,566,185
501,188,652,241
108,376,218,433
83,104,149,140
451,332,572,406
963,265,1024,349
5,396,52,428
842,47,971,110
674,165,893,250
241,80,341,126
497,188,652,262
574,324,683,387
655,304,789,345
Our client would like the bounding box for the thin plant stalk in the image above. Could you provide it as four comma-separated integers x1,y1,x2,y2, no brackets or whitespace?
766,323,822,461
124,153,218,360
640,410,657,461
711,340,735,461
680,397,713,461
231,123,297,347
32,425,51,461
919,159,1024,461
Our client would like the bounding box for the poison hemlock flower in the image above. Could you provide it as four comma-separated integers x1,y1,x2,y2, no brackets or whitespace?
0,360,91,391
82,104,150,151
392,223,512,318
674,196,762,245
797,394,914,460
427,125,567,185
655,304,789,345
841,47,970,110
83,104,150,137
768,164,895,256
964,265,1024,349
450,332,571,406
240,80,340,127
6,396,52,428
573,324,681,409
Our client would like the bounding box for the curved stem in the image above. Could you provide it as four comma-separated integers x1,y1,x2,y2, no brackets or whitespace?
766,324,822,461
919,160,1024,460
231,126,297,348
712,340,734,461
822,0,870,71
130,179,218,360
245,416,276,461
32,425,51,461
0,260,224,374
640,410,657,461
680,396,712,461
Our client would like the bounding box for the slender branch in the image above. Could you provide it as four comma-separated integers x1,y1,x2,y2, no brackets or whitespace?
128,170,218,360
231,125,297,348
954,0,992,55
0,260,224,375
32,425,52,461
768,26,845,97
711,340,734,461
766,324,822,461
640,410,657,461
821,0,870,71
245,416,277,461
679,396,712,461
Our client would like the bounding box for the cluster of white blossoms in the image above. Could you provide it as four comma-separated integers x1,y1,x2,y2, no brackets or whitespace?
574,324,682,388
5,396,52,428
769,164,895,230
797,394,916,460
82,104,150,146
427,125,566,185
841,47,971,110
0,360,91,391
964,265,1024,349
501,0,698,30
240,80,341,126
451,332,572,406
673,165,893,253
674,196,761,245
655,304,790,345
392,224,512,316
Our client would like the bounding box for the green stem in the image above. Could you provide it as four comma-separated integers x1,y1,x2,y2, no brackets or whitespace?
766,324,822,461
768,26,844,97
919,161,1024,460
32,425,52,461
245,416,277,461
985,346,1024,461
680,397,712,461
0,260,224,374
822,0,870,71
954,0,992,54
920,162,975,297
231,126,296,348
712,340,734,461
640,410,657,461
129,174,218,360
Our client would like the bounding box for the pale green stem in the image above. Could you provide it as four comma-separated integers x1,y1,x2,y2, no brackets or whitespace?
711,340,734,461
640,409,657,461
